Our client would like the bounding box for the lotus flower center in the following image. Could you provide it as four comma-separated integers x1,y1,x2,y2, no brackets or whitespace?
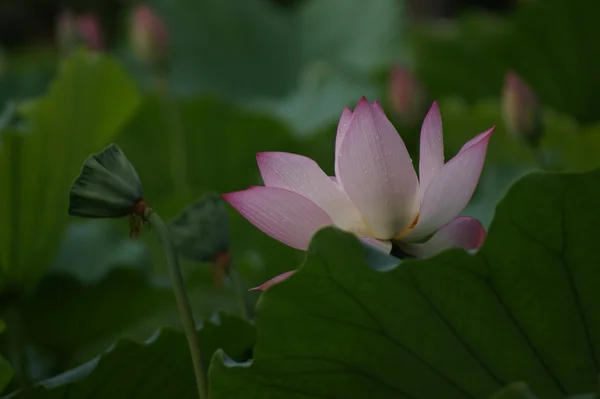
393,213,420,240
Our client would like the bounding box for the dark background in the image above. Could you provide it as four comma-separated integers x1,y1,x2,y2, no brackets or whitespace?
0,0,515,49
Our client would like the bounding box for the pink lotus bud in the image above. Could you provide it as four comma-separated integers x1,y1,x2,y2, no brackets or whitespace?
76,14,104,51
56,9,78,53
56,10,104,53
388,66,427,124
502,71,542,145
130,5,170,70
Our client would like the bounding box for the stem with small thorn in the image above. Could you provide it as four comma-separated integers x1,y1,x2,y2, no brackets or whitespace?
212,253,251,320
144,208,207,399
228,259,251,320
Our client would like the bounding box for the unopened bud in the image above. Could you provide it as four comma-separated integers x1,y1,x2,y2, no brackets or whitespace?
502,71,542,145
130,5,170,71
77,14,104,51
56,10,104,54
169,194,230,290
388,65,427,124
56,9,78,53
168,194,230,263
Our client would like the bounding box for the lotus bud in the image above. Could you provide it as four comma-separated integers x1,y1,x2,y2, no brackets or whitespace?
168,194,230,263
388,65,427,124
130,5,170,71
169,194,231,289
56,10,104,54
56,9,78,54
502,71,543,146
76,14,104,51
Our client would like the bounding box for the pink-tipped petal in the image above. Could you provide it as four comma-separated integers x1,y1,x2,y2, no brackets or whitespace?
256,152,368,235
404,127,494,240
223,187,333,250
360,237,393,253
458,126,495,153
418,102,445,193
337,98,419,239
250,270,296,291
400,216,486,258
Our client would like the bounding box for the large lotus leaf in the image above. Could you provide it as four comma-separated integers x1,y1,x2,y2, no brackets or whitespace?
210,168,600,398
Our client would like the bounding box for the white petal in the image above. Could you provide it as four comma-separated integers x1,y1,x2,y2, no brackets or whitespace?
418,101,444,194
336,108,353,157
404,127,494,240
400,216,486,258
256,152,368,234
335,107,353,178
336,97,419,239
223,187,332,250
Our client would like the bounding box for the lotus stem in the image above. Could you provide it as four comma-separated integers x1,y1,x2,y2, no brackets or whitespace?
144,208,207,399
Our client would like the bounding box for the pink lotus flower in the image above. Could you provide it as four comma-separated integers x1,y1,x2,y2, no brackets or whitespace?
223,98,493,290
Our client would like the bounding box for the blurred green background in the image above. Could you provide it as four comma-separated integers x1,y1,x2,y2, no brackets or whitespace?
1,0,600,396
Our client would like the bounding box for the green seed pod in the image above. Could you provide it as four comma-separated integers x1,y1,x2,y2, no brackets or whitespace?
68,143,144,218
168,193,230,262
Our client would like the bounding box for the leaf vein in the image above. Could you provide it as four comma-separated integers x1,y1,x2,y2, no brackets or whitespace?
407,267,506,388
480,253,568,395
323,270,475,399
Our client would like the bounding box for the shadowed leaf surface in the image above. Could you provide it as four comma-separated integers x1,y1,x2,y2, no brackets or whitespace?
0,52,140,292
6,312,254,399
412,0,600,124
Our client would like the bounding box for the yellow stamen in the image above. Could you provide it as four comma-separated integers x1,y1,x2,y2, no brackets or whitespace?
393,213,420,240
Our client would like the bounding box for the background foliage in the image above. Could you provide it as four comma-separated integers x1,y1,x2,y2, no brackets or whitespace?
0,0,599,397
